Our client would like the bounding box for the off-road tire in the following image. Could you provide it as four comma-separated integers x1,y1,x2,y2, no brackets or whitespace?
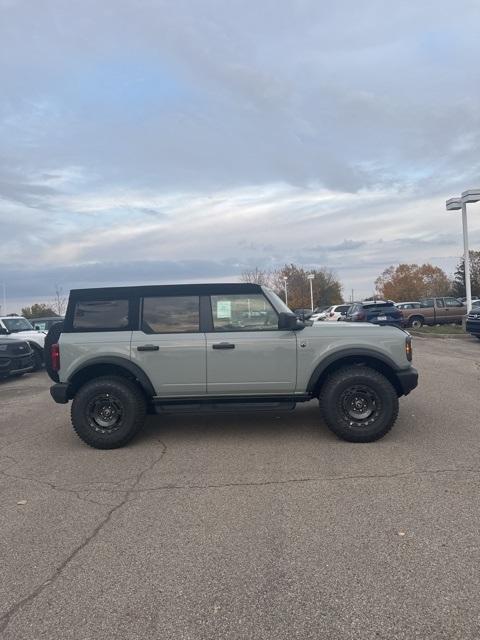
319,366,399,443
409,316,423,330
71,376,146,449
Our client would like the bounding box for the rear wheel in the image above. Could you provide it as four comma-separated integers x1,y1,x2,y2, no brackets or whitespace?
409,316,424,330
319,366,399,443
71,376,146,449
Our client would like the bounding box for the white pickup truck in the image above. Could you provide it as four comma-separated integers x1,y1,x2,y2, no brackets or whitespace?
0,316,46,370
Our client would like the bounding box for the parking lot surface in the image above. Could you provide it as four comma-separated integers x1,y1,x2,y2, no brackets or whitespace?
1,336,479,640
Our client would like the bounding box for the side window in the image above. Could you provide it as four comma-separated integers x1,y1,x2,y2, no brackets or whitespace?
73,299,129,330
142,296,199,333
436,299,445,308
211,294,278,331
445,298,462,307
420,299,434,308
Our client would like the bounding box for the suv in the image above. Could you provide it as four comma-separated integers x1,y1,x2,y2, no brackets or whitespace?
0,316,46,370
47,283,418,449
345,301,403,328
0,336,35,379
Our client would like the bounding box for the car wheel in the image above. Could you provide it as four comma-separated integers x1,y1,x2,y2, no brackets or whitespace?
409,317,423,329
71,376,146,449
319,366,399,443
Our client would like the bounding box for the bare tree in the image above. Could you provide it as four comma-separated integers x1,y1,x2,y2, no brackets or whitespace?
240,267,272,286
52,284,67,316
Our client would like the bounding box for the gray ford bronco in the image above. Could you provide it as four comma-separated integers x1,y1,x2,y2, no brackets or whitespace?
47,283,418,449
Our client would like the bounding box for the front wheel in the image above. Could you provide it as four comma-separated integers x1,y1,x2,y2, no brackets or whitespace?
319,366,399,442
71,376,146,449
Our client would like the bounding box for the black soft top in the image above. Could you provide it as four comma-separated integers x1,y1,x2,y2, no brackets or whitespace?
68,282,264,300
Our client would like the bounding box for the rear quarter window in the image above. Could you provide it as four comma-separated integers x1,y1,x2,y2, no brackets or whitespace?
72,299,129,330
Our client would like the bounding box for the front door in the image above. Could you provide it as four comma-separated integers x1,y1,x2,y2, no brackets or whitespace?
131,295,206,396
205,292,297,395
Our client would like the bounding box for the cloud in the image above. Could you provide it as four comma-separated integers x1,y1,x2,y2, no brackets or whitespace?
1,0,480,306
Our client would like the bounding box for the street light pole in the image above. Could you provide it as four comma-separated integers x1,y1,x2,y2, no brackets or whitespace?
283,277,288,307
446,189,480,313
307,273,314,311
461,200,472,312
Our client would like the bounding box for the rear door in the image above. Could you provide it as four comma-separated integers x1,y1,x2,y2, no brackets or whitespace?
130,295,206,396
205,292,297,395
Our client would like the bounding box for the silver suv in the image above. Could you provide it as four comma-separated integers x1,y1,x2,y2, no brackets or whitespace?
47,283,418,449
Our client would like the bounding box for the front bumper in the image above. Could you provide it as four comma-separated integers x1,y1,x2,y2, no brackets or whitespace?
396,367,419,396
466,319,480,335
50,382,70,404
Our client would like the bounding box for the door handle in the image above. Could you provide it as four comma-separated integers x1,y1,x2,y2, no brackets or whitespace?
137,344,160,351
212,342,235,349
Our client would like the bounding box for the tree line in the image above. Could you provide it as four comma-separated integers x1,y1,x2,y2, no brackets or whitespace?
242,252,480,309
375,251,480,301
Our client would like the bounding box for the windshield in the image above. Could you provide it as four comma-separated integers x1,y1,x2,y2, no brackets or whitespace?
2,317,34,333
262,287,292,314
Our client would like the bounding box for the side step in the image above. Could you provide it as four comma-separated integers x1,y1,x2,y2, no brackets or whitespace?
152,394,310,414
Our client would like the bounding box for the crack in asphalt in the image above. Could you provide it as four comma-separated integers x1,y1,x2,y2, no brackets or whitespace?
0,439,168,635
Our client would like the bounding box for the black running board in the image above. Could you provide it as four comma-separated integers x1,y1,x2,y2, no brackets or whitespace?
152,394,310,414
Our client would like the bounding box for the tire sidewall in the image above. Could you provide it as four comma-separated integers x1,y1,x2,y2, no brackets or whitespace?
71,377,145,449
321,368,398,442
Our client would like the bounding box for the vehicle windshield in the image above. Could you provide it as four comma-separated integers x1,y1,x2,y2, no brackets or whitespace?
262,287,293,314
2,317,34,333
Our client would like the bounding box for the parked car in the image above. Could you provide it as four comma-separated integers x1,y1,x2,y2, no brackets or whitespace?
0,316,46,370
31,316,64,331
400,297,467,329
345,301,403,328
318,304,352,322
466,308,480,340
293,308,313,320
46,282,417,448
0,336,35,379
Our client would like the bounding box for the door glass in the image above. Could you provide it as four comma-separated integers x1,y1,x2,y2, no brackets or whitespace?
444,298,462,307
436,299,445,308
210,294,278,331
142,296,199,333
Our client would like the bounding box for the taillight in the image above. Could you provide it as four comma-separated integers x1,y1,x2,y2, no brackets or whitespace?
51,343,60,371
405,336,412,362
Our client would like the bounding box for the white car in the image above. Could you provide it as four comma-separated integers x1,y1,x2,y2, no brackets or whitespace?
313,304,351,322
0,316,46,370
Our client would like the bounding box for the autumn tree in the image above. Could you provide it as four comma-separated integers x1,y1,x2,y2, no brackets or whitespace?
21,303,58,319
452,251,480,298
375,263,452,301
271,264,343,310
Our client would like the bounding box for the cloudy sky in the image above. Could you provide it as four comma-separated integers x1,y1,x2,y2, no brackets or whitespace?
1,0,480,311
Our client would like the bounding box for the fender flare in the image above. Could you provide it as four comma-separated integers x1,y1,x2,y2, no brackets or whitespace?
306,348,402,393
68,356,156,397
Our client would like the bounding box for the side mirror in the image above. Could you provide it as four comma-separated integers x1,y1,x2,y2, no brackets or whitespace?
278,312,300,330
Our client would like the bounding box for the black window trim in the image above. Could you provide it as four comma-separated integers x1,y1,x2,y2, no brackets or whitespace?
205,292,281,333
139,295,201,335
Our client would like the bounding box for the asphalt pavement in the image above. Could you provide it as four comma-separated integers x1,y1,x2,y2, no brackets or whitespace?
1,336,479,640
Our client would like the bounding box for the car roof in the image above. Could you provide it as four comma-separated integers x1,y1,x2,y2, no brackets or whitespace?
69,282,264,300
